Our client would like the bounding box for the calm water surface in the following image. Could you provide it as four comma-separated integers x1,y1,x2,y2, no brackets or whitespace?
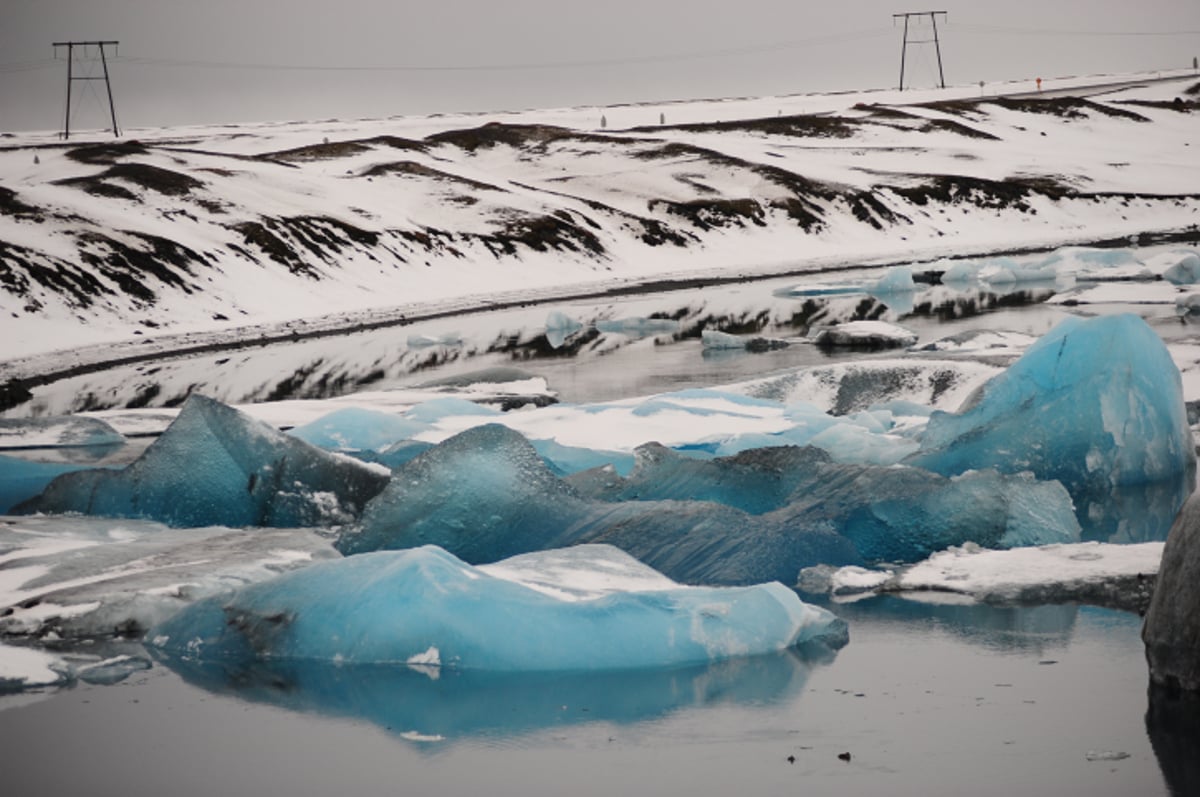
0,601,1176,796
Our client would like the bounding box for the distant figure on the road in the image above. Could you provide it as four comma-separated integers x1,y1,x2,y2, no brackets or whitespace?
1036,77,1043,92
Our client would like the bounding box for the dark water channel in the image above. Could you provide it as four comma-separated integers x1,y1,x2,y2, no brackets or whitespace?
7,272,1077,417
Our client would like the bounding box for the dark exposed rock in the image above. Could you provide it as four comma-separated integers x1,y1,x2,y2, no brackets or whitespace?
56,163,205,198
1143,491,1200,692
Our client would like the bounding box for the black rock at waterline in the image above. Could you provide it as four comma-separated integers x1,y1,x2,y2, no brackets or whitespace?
1142,491,1200,692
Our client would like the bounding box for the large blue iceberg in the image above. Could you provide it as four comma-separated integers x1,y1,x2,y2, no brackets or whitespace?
908,314,1194,496
20,395,391,527
340,423,1078,580
150,544,846,671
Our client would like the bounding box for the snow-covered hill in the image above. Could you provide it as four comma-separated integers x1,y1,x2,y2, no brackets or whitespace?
1,73,1198,364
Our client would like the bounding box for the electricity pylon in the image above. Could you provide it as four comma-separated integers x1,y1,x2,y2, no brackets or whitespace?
53,40,120,139
893,12,947,90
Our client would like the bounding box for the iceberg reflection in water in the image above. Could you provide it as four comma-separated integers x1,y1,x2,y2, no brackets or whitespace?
153,645,833,743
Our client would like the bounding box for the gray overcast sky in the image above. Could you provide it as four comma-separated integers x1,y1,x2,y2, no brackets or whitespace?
2,0,1199,133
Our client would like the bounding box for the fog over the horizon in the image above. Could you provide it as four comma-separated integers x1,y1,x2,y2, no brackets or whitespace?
2,0,1199,134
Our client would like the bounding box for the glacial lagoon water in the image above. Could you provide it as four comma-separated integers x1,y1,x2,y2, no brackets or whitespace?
0,601,1178,796
3,250,1199,795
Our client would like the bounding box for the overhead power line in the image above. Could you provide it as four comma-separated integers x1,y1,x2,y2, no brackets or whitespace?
955,24,1200,37
100,29,893,74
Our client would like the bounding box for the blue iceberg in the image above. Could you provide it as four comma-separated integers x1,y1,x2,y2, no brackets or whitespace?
545,310,584,348
341,423,589,560
909,314,1195,497
149,544,846,671
20,395,391,528
1163,252,1200,286
288,407,428,453
343,423,1077,581
595,316,680,338
572,443,1078,562
0,415,125,450
341,424,860,584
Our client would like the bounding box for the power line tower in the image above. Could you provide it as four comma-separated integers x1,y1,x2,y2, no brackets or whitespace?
893,12,947,90
53,40,120,140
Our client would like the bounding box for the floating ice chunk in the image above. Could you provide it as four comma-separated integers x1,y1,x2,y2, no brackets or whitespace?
830,468,1080,563
368,439,435,469
806,422,917,466
0,515,339,639
1045,247,1153,281
912,329,1037,356
797,563,898,598
775,282,861,297
701,329,790,352
940,259,981,283
0,643,69,691
893,541,1162,610
595,316,680,337
978,256,1058,286
289,407,427,452
20,395,391,528
910,314,1195,497
1085,751,1131,762
702,329,754,350
407,332,463,348
149,545,846,671
0,415,124,451
531,438,635,476
738,361,1000,415
812,321,917,349
1163,253,1200,285
1176,293,1200,318
870,265,917,295
545,311,583,348
403,397,501,424
75,654,153,685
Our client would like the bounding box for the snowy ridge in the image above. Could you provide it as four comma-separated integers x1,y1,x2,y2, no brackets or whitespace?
1,75,1198,363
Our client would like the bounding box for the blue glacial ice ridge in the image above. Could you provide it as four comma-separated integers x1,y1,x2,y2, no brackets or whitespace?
569,443,1080,562
149,544,846,671
340,424,860,584
567,442,835,514
341,423,591,560
20,395,391,528
908,314,1195,497
341,423,1076,580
